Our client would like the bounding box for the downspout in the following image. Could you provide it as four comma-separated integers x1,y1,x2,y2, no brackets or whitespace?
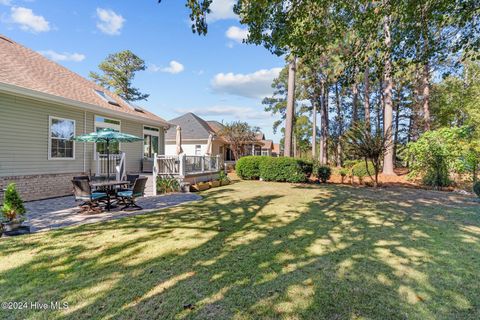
83,111,86,173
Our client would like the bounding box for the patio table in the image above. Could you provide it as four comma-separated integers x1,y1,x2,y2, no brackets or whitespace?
90,180,129,211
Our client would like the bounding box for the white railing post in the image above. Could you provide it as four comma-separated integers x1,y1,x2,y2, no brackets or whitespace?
216,155,220,171
179,154,186,178
152,153,158,196
96,152,100,176
201,156,205,172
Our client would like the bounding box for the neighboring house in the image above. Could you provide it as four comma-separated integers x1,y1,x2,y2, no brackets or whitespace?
165,112,275,161
272,143,283,157
165,113,228,157
0,35,170,201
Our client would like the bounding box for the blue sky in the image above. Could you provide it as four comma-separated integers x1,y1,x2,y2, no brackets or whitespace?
0,0,284,142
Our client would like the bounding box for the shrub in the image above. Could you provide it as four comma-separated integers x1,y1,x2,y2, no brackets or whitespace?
339,168,349,177
352,161,375,183
473,181,480,198
298,159,313,178
259,157,308,183
218,171,231,185
405,127,468,189
1,183,26,222
343,160,359,169
156,177,180,194
339,168,349,183
316,165,332,183
236,156,269,180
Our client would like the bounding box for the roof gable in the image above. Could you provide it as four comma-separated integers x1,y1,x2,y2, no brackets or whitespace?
0,35,169,127
165,113,215,140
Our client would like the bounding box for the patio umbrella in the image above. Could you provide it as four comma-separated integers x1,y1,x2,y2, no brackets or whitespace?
176,125,183,155
73,128,143,181
205,133,213,156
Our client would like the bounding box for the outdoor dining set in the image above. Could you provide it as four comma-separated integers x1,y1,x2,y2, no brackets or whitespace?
69,127,149,213
72,174,148,213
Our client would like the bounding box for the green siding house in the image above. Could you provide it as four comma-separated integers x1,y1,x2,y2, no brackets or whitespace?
0,35,170,201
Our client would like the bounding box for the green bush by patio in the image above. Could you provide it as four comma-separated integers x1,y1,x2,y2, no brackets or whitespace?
235,156,269,180
259,157,309,183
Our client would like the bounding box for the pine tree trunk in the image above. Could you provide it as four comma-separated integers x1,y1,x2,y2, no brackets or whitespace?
422,62,431,131
320,82,329,165
382,13,395,175
393,104,400,164
335,83,343,167
364,68,371,130
377,76,383,133
312,99,317,158
284,57,296,157
352,81,359,124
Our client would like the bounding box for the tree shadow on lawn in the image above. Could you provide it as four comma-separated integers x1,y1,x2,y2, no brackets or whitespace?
0,183,479,319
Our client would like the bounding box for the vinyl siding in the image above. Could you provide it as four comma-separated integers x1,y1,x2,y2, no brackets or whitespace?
0,93,87,176
0,92,166,177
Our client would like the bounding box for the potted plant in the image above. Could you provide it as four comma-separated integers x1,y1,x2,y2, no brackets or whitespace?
1,183,26,232
219,171,231,186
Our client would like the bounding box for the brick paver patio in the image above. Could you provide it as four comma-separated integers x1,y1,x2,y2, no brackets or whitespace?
25,193,202,232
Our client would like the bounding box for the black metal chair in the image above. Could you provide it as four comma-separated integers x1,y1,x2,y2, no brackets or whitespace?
73,175,90,181
116,177,148,210
72,179,108,212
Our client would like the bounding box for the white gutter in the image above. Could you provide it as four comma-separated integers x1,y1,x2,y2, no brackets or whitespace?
0,82,172,129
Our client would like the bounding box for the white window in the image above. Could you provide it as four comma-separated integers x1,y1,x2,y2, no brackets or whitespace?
143,126,160,158
95,116,121,155
195,145,202,156
49,116,75,160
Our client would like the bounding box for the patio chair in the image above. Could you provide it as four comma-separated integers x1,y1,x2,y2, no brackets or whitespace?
73,175,90,181
116,177,148,210
72,179,108,213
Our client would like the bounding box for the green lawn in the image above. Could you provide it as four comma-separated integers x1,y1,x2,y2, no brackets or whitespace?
1,181,479,319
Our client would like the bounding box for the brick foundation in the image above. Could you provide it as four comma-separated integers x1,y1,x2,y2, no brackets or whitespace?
0,172,85,202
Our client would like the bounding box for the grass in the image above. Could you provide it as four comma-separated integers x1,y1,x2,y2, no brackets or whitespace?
1,180,479,319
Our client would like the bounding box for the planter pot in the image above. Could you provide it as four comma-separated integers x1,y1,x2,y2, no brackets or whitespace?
2,221,22,232
209,180,221,188
191,183,210,192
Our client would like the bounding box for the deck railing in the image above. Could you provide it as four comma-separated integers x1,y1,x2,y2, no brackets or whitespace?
96,152,126,181
152,153,222,195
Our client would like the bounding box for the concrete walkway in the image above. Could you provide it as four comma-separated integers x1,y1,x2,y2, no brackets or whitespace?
25,193,202,232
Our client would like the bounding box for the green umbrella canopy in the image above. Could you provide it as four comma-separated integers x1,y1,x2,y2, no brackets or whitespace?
73,128,143,143
73,128,143,181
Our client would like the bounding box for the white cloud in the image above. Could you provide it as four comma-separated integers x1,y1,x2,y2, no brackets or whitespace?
211,67,282,99
38,50,86,62
175,105,270,120
10,7,50,32
96,8,124,35
208,0,237,22
149,60,185,74
226,26,248,43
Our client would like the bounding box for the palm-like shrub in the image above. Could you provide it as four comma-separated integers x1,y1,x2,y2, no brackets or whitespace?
344,123,391,187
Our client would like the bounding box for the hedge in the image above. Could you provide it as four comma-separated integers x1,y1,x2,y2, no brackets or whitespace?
259,157,309,183
352,161,375,179
236,156,269,180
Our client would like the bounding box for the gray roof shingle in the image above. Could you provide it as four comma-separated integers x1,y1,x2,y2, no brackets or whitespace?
165,113,215,140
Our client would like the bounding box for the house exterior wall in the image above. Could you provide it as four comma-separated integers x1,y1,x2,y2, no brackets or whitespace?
165,139,226,157
0,92,166,201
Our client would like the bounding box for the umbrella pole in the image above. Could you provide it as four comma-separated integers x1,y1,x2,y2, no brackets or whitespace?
106,139,110,182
